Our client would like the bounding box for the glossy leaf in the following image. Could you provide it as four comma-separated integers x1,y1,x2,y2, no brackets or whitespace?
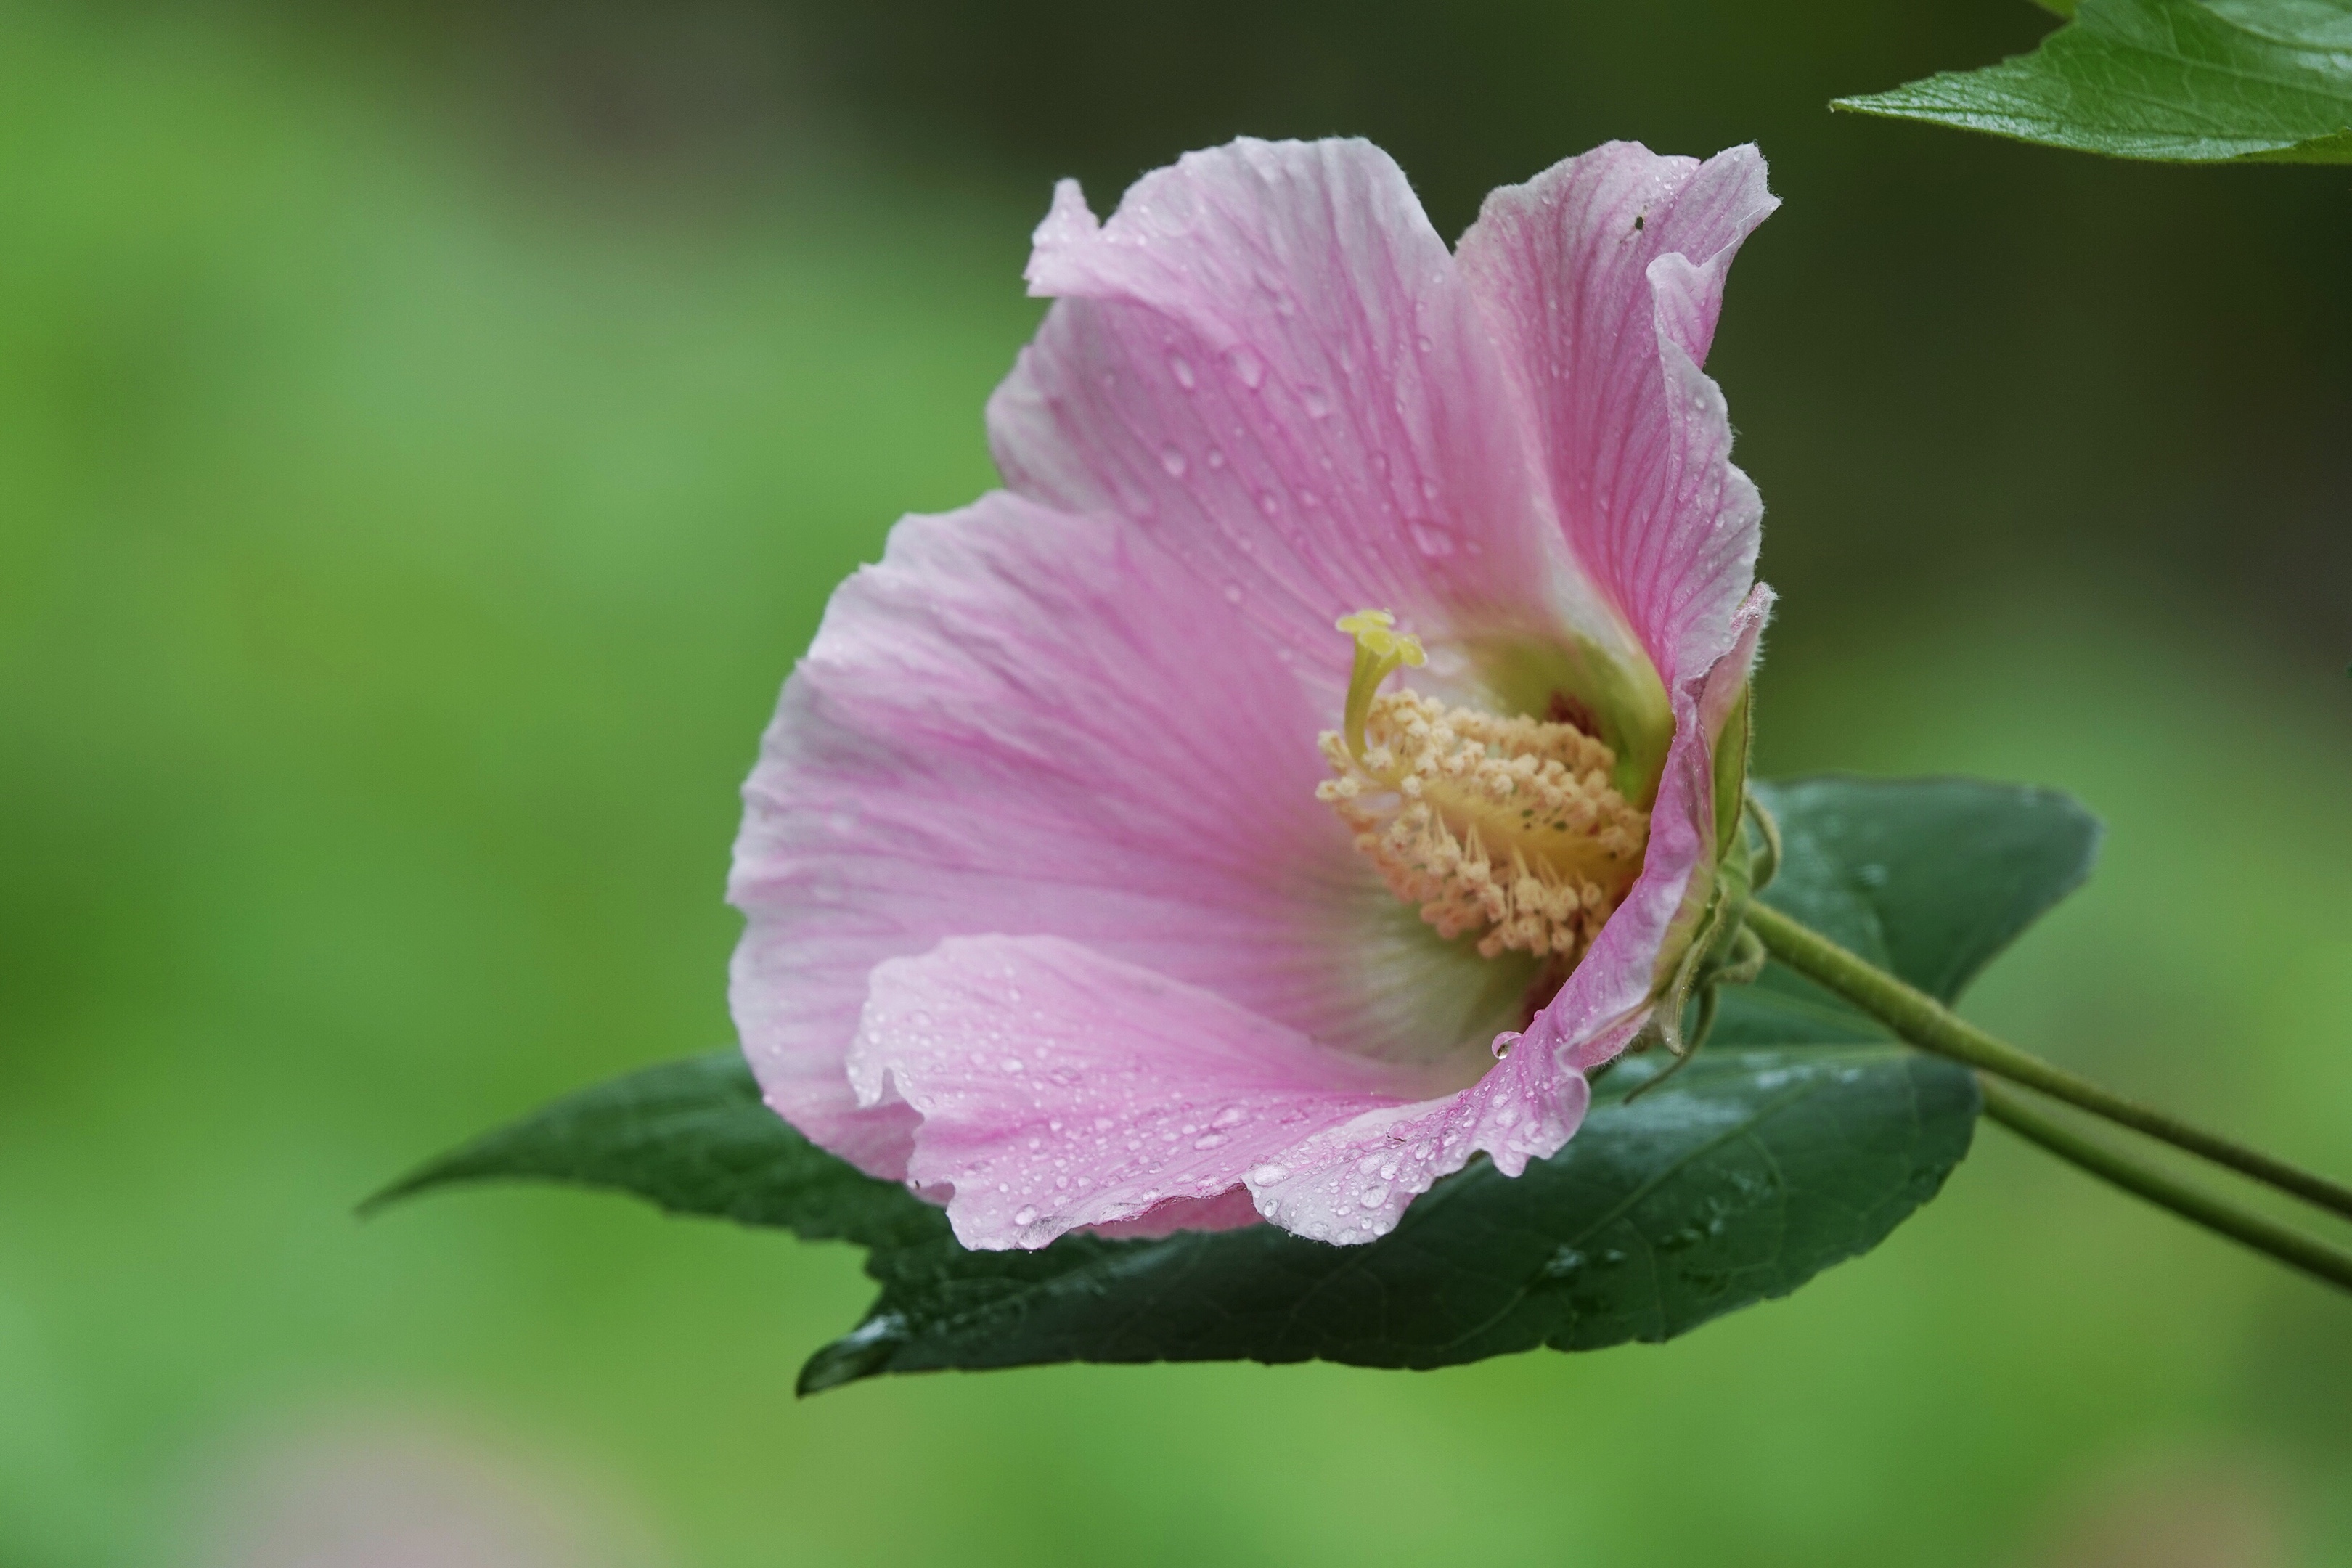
1834,0,2352,164
1711,775,2102,1047
366,1050,944,1250
374,773,2102,1389
800,1045,1976,1389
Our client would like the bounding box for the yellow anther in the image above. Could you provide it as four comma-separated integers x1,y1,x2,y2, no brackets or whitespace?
1316,677,1647,966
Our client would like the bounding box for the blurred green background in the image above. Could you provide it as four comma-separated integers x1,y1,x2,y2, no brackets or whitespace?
3,1,2348,1563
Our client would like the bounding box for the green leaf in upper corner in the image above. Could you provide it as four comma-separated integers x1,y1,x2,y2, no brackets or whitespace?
1710,775,2102,1048
1833,0,2352,164
363,1051,944,1250
799,1045,1978,1392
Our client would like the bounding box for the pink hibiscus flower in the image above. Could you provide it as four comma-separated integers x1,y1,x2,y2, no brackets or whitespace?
729,137,1777,1249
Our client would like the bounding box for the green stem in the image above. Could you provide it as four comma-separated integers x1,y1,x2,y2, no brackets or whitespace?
1977,1077,2352,1292
1742,900,2352,1227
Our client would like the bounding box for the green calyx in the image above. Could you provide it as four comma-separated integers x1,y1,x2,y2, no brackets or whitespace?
1626,790,1778,1094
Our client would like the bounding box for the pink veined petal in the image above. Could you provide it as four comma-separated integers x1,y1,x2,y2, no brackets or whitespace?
728,490,1535,1180
1248,1007,1592,1245
1699,583,1772,744
851,934,1590,1249
733,137,1782,1238
987,137,1602,683
1458,142,1778,690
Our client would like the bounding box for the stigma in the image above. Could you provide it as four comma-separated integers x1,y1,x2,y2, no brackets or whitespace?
1316,612,1647,962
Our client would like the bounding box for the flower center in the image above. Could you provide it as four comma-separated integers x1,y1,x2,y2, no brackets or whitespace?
1316,611,1647,963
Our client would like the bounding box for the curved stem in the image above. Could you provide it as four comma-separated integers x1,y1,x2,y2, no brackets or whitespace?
1742,900,2352,1227
1977,1077,2352,1292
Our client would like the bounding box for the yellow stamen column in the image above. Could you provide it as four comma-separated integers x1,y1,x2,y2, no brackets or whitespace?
1318,611,1648,963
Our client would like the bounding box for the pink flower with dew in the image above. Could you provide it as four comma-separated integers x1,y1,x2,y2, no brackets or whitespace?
730,138,1776,1250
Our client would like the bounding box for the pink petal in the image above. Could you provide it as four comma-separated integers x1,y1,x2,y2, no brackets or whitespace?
1700,583,1772,743
852,934,1589,1249
728,491,1535,1178
1458,142,1777,690
1246,1011,1593,1246
987,138,1593,681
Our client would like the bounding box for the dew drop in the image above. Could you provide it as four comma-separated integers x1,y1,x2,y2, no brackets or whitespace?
1159,446,1188,477
1013,1205,1039,1227
1228,345,1266,389
1193,1132,1228,1150
1409,521,1455,558
1167,352,1196,390
1204,446,1227,470
1249,1164,1289,1186
1222,581,1244,604
1302,387,1331,418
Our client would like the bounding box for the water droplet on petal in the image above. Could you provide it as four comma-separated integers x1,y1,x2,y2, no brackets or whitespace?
1159,446,1188,477
1013,1205,1039,1227
1193,1132,1228,1150
1167,352,1196,390
1222,581,1244,604
1228,346,1266,389
1409,521,1455,558
1249,1164,1289,1186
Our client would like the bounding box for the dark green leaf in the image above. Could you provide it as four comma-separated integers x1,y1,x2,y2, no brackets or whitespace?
1712,776,2102,1047
801,1045,1976,1390
364,1051,944,1250
1834,0,2352,164
377,773,2096,1389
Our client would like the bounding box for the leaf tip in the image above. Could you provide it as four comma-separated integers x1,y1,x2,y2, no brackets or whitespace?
353,1149,474,1221
796,1313,910,1395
